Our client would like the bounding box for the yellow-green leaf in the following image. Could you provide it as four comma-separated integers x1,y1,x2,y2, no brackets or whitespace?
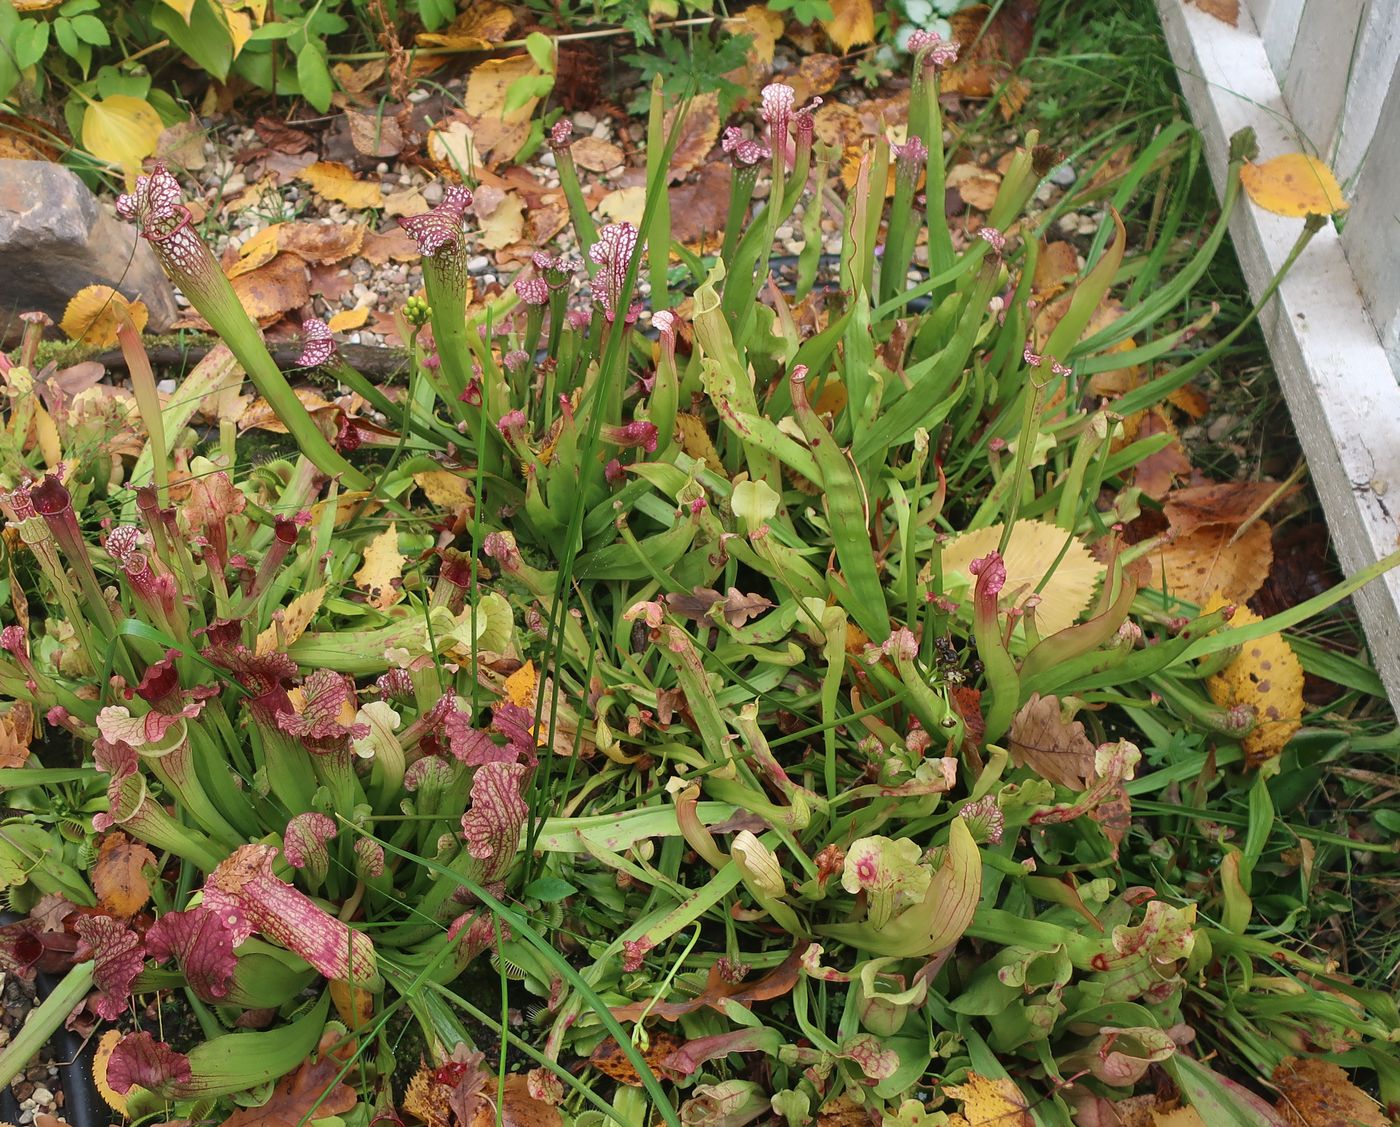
81,95,164,182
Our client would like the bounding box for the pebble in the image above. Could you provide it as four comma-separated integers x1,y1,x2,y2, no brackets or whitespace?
350,258,373,281
31,1088,51,1105
408,89,430,102
775,225,793,240
156,379,177,394
376,162,389,174
1049,163,1076,187
422,181,443,204
573,111,598,130
467,255,490,272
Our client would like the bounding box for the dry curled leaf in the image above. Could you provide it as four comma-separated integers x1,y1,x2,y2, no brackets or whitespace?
1241,153,1347,217
355,523,403,610
415,1,514,50
276,221,366,265
1163,480,1293,537
299,160,385,210
1203,595,1304,767
1272,1056,1386,1127
1009,693,1094,791
92,832,156,918
464,56,542,165
947,162,1002,210
60,286,149,347
0,701,32,768
413,469,473,512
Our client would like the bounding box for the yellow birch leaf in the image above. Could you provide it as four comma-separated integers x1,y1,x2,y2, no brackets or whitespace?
299,161,385,210
943,1072,1034,1126
1202,595,1304,768
596,186,647,227
1241,153,1347,217
60,285,149,347
226,223,284,278
256,586,327,656
464,55,541,163
1149,520,1273,605
93,1030,129,1114
355,523,403,610
821,0,876,52
222,7,252,57
478,192,525,250
413,469,472,510
416,0,514,49
726,6,782,65
81,96,164,183
327,307,370,332
941,519,1104,636
504,660,538,708
674,413,723,473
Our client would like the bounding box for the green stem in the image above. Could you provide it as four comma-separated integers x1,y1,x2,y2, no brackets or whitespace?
0,962,95,1088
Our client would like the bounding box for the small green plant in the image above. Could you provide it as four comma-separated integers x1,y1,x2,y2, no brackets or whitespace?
624,27,752,117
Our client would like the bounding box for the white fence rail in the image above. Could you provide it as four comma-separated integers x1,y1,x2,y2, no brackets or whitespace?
1250,0,1400,370
1156,0,1400,704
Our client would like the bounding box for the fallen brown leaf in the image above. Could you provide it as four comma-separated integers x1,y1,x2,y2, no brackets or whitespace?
218,1040,357,1126
1272,1056,1387,1126
1163,480,1295,538
665,91,720,182
347,109,404,158
589,1032,684,1087
610,945,804,1021
92,832,156,918
1008,692,1094,791
230,253,311,324
571,136,626,173
1150,520,1274,604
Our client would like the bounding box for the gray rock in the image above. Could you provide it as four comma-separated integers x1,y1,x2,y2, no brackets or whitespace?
0,159,179,339
1049,163,1077,188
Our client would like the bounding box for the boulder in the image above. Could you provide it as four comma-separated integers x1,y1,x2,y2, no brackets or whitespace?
0,159,179,341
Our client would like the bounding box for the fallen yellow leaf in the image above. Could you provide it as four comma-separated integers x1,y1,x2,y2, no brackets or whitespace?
821,0,875,52
81,95,164,183
1202,595,1304,768
299,160,385,210
943,1072,1034,1126
256,587,327,656
940,519,1104,637
503,660,538,708
464,55,541,164
1241,153,1347,217
355,523,403,610
60,286,149,347
596,186,646,227
413,469,472,510
478,191,525,251
327,307,370,332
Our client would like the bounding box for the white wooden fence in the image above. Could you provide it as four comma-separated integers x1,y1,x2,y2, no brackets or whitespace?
1156,0,1400,704
1250,0,1400,369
